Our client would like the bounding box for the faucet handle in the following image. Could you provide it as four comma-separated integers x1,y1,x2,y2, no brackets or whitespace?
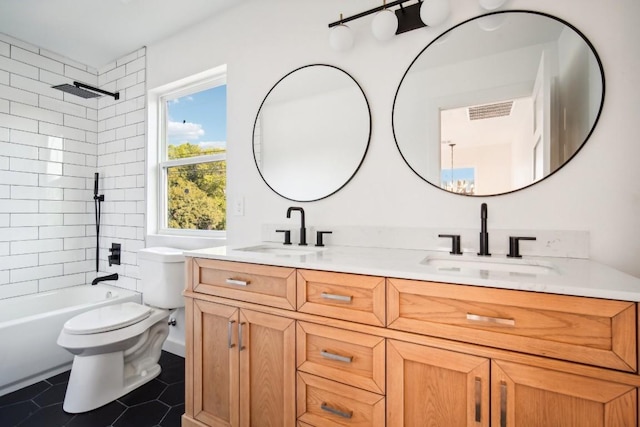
315,231,332,247
275,229,292,245
507,236,536,258
439,234,462,255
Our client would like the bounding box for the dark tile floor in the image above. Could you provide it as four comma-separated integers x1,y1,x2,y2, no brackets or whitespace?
0,351,184,427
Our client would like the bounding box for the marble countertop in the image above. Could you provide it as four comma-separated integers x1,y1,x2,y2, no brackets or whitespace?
184,244,640,302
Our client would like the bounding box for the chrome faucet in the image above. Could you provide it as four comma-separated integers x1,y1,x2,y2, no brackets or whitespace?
286,207,307,246
478,203,491,256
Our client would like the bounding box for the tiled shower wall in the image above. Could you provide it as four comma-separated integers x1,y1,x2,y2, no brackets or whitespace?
0,32,146,299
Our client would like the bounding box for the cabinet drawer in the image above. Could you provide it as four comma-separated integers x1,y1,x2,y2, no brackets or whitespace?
297,321,385,394
388,278,637,372
191,258,296,310
297,372,385,427
297,270,385,326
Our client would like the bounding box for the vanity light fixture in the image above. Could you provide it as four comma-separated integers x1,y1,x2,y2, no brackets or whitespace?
328,0,451,51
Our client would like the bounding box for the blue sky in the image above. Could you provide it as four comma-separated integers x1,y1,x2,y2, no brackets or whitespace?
167,84,227,149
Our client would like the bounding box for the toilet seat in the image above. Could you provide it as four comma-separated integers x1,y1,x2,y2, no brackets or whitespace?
63,302,152,335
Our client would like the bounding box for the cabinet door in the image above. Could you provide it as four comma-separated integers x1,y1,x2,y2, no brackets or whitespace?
193,300,240,427
239,309,296,427
492,360,637,427
387,340,490,427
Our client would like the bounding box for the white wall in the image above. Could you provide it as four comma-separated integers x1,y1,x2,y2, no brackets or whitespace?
146,0,640,279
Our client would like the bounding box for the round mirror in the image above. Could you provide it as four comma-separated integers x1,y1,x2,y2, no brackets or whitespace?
393,11,605,196
253,64,371,201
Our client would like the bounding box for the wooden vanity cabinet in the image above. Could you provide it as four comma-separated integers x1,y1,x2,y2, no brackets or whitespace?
185,257,640,426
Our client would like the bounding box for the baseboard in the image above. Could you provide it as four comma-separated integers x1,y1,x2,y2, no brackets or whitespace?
162,337,185,357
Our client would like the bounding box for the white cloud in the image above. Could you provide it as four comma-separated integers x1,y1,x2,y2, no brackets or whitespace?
167,121,204,141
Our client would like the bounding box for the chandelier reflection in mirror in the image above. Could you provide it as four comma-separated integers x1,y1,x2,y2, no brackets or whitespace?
393,10,605,196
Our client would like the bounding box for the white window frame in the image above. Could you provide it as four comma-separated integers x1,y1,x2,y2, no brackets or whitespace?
147,65,227,239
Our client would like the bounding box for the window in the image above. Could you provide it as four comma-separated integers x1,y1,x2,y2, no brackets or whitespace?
157,73,227,235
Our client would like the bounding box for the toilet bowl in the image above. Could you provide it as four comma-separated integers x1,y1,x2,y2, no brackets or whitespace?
57,247,185,413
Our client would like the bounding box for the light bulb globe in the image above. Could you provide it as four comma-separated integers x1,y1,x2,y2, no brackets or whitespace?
420,0,451,27
329,24,354,51
371,9,398,41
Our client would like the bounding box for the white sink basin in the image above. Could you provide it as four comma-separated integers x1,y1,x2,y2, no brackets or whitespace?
234,244,325,257
421,255,558,275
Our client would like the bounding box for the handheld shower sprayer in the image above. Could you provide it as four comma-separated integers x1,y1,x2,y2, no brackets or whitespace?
94,173,104,272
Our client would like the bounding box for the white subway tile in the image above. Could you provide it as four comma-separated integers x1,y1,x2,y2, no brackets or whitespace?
0,156,7,170
137,70,145,83
115,150,131,165
41,147,86,166
135,148,145,162
98,128,115,144
126,57,145,75
126,82,145,100
63,236,94,250
39,225,85,239
11,238,63,255
115,124,136,140
0,70,8,86
114,226,138,239
125,161,144,175
39,248,85,265
39,122,85,141
10,129,63,149
112,201,137,214
125,135,145,151
64,138,96,155
0,213,8,225
11,185,63,200
0,226,38,241
101,65,125,85
39,174,85,189
11,213,63,226
0,55,38,79
116,73,137,91
0,242,8,256
86,154,97,167
0,40,9,57
63,189,92,202
0,98,7,113
135,122,144,136
12,74,63,100
0,141,39,159
98,105,115,121
0,199,39,213
98,61,117,77
0,83,39,106
39,95,87,118
0,126,8,141
39,200,86,213
11,102,63,124
125,108,145,125
0,281,38,299
63,163,93,178
64,114,97,132
10,157,62,175
86,108,97,121
39,272,86,291
64,213,93,226
124,188,144,201
12,46,64,74
64,65,98,86
0,170,38,186
97,152,115,167
63,260,93,275
0,112,38,132
114,175,137,189
102,213,126,225
105,139,125,154
104,114,125,131
0,34,38,53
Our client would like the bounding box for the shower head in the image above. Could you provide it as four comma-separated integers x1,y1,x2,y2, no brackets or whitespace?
52,81,120,100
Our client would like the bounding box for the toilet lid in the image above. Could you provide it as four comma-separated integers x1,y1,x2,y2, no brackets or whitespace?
63,302,152,335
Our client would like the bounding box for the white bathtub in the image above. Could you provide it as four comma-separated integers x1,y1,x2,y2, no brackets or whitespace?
0,284,141,396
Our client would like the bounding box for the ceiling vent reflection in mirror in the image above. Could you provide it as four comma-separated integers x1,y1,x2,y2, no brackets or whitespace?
468,101,514,120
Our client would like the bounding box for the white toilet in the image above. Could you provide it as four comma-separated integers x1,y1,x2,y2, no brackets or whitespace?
57,247,185,413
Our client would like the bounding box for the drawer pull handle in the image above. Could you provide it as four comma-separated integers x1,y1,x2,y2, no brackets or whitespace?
226,278,249,286
321,292,352,303
466,313,515,326
321,403,353,419
500,381,507,427
474,377,482,422
320,350,353,364
227,320,236,349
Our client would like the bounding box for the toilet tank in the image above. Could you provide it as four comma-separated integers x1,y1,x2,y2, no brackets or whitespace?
138,247,185,309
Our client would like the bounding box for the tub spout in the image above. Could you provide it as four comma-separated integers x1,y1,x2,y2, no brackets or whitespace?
91,273,119,286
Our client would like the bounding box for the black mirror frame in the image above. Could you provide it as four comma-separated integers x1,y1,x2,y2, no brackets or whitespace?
252,64,372,202
392,10,606,197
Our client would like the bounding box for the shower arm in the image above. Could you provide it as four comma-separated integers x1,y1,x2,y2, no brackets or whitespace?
74,82,120,100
